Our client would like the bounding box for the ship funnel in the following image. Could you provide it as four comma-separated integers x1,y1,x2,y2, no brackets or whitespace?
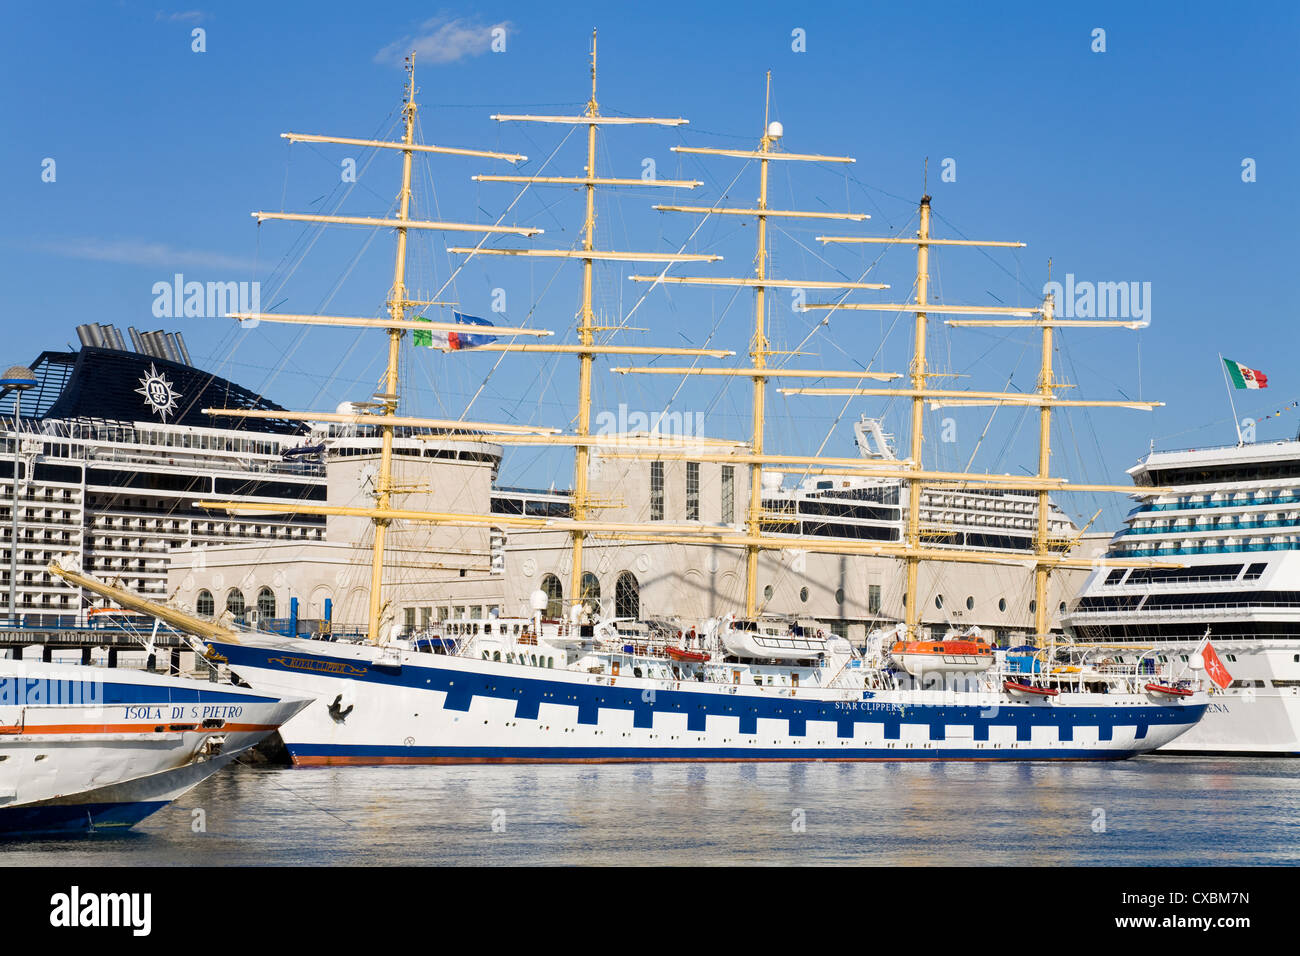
103,325,128,351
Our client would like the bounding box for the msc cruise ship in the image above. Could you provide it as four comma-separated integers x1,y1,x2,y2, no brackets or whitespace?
0,324,556,627
1064,436,1300,754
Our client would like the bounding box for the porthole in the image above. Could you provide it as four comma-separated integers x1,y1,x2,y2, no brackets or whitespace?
800,587,809,603
764,584,774,601
934,594,944,610
998,598,1007,612
965,596,974,611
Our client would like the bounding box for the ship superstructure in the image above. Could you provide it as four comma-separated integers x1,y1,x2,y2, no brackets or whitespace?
0,326,323,622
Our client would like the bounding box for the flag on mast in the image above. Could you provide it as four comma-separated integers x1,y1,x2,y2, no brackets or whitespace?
1223,357,1268,390
1200,640,1233,690
413,312,500,350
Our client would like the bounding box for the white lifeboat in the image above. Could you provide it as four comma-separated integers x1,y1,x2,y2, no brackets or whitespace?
719,617,829,661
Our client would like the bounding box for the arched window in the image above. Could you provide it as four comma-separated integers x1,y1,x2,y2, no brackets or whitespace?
196,589,214,617
540,574,563,619
226,589,246,617
615,571,640,619
257,586,276,618
580,572,601,606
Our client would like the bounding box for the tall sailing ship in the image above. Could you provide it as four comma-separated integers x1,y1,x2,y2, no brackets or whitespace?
51,37,1209,763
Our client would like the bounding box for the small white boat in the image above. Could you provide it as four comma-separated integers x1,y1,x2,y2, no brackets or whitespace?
0,658,309,836
710,615,834,661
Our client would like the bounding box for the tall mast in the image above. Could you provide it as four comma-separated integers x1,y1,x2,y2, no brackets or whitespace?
903,195,932,640
745,73,774,620
1033,291,1056,643
212,51,557,642
365,55,419,643
571,32,601,616
454,29,724,620
789,214,1158,642
624,75,883,617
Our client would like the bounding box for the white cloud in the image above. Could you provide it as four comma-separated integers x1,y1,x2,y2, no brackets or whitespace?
374,16,511,67
40,237,258,273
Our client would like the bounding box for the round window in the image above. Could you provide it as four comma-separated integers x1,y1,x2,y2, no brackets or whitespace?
965,596,974,611
763,584,774,600
835,588,845,605
934,594,944,609
800,587,809,603
998,598,1007,612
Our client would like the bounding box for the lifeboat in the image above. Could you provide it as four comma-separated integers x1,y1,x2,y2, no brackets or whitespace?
665,646,710,663
1003,680,1060,699
719,618,830,661
890,638,995,676
1144,683,1194,698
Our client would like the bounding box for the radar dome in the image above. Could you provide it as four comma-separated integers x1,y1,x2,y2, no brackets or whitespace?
529,589,549,612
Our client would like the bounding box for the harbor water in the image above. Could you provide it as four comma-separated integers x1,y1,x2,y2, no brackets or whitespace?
3,756,1298,865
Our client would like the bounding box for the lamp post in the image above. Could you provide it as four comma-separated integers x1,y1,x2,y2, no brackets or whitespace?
2,366,38,628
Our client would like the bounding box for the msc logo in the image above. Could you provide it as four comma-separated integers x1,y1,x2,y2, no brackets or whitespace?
134,364,182,422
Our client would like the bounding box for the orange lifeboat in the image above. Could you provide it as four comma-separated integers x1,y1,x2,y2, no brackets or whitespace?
890,637,995,676
664,646,710,663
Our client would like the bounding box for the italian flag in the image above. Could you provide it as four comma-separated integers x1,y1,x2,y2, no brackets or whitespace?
1224,357,1268,390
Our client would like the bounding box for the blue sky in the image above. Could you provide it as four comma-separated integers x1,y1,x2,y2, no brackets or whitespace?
2,1,1297,527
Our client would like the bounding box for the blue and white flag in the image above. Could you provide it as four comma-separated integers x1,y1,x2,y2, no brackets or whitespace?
412,312,500,350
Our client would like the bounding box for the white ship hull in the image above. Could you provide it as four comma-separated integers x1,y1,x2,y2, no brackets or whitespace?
1150,642,1300,755
0,660,309,834
205,633,1206,764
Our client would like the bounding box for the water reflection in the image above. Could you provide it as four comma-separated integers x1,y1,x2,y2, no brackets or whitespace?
3,757,1297,866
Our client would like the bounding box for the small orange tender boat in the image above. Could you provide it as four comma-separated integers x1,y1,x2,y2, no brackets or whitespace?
1144,683,1194,698
891,637,995,676
665,646,710,663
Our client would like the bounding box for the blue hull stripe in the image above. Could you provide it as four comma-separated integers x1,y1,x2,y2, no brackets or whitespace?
0,677,281,706
0,801,169,837
287,743,1145,763
214,641,1205,740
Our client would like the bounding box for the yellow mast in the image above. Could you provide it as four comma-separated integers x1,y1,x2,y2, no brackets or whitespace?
1034,291,1056,643
456,29,724,620
746,73,774,621
572,32,600,615
903,196,932,640
218,53,549,642
366,57,419,643
624,75,873,617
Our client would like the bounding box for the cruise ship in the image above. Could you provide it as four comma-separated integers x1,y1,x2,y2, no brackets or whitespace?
0,323,556,630
1064,436,1300,754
